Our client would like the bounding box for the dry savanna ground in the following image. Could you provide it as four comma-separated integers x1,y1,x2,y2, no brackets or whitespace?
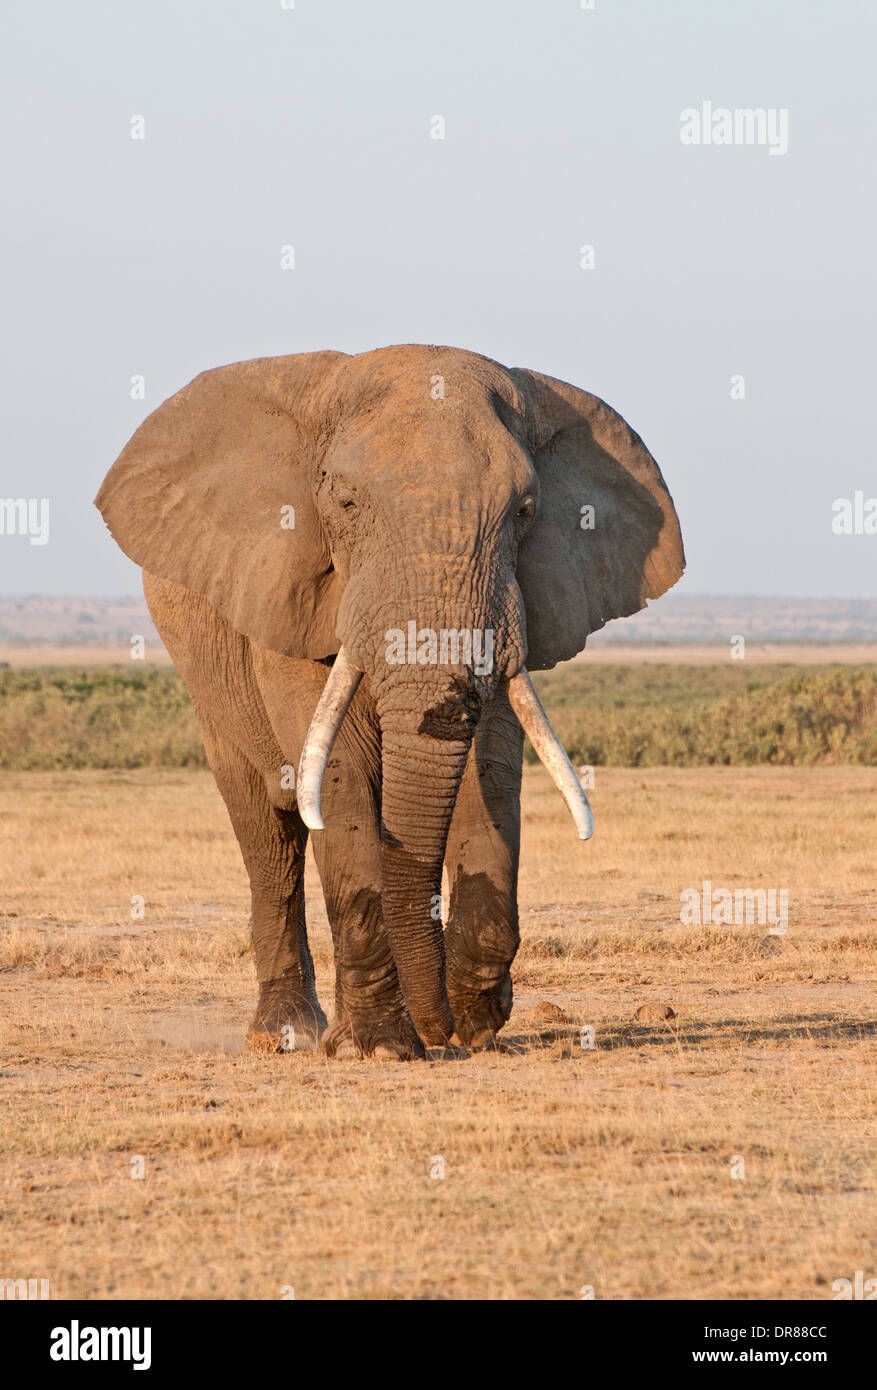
1,764,875,1300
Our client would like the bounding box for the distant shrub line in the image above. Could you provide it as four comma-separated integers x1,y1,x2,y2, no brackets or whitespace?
529,666,877,768
1,664,875,771
0,668,207,770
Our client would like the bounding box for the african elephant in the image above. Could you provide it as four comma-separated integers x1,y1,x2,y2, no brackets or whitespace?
95,345,684,1058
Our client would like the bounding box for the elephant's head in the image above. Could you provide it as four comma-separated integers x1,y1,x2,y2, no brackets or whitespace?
96,345,684,1044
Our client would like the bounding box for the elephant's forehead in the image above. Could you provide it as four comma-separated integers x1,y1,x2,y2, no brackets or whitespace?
334,344,525,415
325,347,535,497
330,409,534,496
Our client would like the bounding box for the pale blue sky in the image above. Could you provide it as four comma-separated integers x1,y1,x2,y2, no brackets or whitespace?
2,0,875,597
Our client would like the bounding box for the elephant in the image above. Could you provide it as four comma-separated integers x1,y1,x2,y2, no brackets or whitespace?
95,344,684,1059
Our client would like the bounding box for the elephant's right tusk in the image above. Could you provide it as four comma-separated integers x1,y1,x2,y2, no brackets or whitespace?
507,667,594,841
297,646,363,831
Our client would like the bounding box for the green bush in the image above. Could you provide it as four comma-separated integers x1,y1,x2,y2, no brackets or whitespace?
0,668,206,770
529,664,877,767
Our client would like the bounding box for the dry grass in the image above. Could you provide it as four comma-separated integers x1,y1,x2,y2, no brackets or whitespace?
1,766,875,1300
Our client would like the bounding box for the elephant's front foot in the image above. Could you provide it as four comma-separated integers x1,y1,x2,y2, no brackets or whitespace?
322,999,425,1061
246,975,327,1053
447,967,513,1049
321,958,427,1059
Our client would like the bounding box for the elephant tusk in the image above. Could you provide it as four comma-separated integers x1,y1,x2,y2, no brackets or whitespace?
507,667,594,841
297,646,363,831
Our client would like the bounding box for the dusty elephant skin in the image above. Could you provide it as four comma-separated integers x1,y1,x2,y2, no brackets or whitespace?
95,344,684,1058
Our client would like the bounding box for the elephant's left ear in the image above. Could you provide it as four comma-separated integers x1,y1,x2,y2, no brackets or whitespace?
510,369,685,670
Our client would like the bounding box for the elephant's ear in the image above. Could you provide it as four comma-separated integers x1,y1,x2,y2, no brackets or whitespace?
511,369,685,670
95,352,350,658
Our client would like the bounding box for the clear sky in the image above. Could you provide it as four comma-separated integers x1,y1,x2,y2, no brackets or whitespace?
2,0,875,597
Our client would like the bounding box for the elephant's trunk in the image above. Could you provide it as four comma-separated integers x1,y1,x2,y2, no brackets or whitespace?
376,686,476,1045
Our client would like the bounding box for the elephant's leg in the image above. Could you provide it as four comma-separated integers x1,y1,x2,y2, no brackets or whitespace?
444,691,523,1048
251,653,421,1060
197,711,327,1050
310,746,423,1061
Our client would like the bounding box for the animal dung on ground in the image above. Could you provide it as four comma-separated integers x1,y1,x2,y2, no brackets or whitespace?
526,1001,572,1024
634,1002,677,1023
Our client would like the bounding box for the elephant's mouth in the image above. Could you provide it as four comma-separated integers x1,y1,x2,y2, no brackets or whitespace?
418,683,482,741
296,645,594,841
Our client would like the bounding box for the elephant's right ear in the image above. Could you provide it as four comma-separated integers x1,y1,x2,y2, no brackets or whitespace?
95,352,349,658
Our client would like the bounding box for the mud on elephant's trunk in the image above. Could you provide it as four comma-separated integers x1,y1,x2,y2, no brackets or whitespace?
377,704,473,1046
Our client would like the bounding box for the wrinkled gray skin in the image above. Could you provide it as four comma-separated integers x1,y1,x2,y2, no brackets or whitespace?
96,345,684,1058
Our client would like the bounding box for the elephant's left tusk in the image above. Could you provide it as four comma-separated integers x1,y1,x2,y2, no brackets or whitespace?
507,667,594,841
297,646,363,831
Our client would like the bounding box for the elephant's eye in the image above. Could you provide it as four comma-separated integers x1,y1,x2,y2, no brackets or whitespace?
516,496,536,519
336,491,357,512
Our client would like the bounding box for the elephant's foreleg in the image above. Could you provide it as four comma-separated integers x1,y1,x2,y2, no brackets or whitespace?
444,691,523,1047
197,711,326,1050
309,708,422,1060
252,654,420,1059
